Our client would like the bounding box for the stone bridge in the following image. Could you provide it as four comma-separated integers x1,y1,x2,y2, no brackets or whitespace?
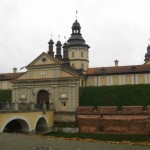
0,102,53,134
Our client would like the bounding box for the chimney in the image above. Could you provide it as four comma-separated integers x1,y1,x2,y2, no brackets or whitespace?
13,68,17,73
114,60,119,67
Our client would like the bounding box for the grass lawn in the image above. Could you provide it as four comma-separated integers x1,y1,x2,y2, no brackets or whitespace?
44,132,150,143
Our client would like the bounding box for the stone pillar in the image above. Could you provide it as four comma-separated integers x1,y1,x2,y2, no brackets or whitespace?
6,101,10,110
30,102,35,110
43,101,46,110
14,102,18,111
49,103,54,109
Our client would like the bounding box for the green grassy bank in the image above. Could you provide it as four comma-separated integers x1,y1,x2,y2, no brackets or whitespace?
79,84,150,106
44,132,150,143
0,90,12,102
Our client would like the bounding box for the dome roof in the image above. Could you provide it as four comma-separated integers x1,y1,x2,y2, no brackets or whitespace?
63,42,68,47
56,40,61,45
48,39,54,44
67,20,90,48
72,20,80,28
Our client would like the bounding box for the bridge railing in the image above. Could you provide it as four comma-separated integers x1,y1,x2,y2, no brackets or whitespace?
0,102,54,111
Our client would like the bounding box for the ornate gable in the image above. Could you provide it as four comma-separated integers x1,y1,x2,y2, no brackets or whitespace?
26,52,62,68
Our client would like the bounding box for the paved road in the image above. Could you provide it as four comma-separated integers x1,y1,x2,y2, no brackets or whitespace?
0,133,150,150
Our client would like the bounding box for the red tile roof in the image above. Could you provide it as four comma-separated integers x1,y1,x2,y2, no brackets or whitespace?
0,72,24,81
87,65,150,75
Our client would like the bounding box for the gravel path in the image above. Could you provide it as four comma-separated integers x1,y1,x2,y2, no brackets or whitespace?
0,133,150,150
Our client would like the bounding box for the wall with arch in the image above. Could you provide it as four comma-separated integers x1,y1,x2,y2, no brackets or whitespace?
0,111,53,134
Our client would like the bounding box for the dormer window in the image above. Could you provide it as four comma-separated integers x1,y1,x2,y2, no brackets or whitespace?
101,68,106,73
131,66,136,71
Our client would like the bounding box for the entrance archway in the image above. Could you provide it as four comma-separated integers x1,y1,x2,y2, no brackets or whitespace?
3,119,30,133
35,117,48,134
37,90,49,109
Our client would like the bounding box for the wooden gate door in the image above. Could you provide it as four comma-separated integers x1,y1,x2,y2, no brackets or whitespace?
37,90,49,109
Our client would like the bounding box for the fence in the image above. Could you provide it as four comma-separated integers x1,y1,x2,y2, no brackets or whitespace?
0,102,54,111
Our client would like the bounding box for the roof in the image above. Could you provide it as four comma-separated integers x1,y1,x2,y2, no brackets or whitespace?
86,64,150,75
0,72,24,81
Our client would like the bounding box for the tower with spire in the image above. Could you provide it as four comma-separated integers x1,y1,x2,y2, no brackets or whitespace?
48,39,54,57
67,18,90,72
144,40,150,64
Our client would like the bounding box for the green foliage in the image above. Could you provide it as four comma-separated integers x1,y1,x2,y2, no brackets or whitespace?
0,90,12,102
44,132,150,142
79,84,150,106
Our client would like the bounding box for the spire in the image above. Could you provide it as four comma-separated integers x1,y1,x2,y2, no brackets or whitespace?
148,39,150,46
63,42,68,59
76,10,78,20
62,42,70,66
48,37,54,57
55,40,62,60
144,39,150,62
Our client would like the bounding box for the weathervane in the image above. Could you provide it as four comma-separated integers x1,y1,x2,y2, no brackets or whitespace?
76,10,78,20
64,36,66,42
51,34,52,39
58,35,60,41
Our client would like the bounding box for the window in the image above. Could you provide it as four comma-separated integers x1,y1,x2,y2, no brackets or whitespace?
81,63,84,69
40,72,46,78
81,51,83,57
42,57,46,62
72,52,74,57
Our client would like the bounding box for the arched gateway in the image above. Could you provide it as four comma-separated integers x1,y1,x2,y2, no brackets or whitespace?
37,90,49,109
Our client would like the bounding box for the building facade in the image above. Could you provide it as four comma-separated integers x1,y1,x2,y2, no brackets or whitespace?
1,18,150,109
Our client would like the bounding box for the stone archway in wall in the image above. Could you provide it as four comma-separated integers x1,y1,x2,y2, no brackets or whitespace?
3,119,30,133
35,117,48,134
37,90,49,109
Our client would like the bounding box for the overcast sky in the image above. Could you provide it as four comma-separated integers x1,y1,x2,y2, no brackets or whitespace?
1,0,150,73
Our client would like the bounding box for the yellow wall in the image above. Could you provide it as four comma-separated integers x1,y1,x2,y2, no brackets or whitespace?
125,74,132,84
86,76,95,86
86,73,150,86
138,74,145,84
0,111,53,132
100,76,107,86
68,46,89,71
0,81,12,89
112,75,119,85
